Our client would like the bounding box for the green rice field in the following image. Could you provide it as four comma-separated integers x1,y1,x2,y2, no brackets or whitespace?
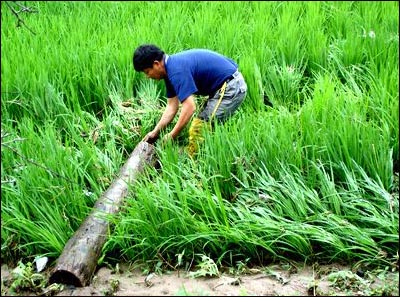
1,0,399,289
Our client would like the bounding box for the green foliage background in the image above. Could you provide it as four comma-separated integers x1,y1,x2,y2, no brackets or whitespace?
1,1,398,271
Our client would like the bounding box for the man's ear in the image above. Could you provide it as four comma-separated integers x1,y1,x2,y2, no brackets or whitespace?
153,60,165,73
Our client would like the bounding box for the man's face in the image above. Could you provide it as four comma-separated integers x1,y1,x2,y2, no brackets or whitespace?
143,60,165,80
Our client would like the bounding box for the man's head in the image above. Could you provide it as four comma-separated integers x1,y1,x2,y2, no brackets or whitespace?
133,44,166,80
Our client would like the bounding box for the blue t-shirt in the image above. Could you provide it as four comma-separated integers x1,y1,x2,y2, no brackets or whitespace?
164,49,238,102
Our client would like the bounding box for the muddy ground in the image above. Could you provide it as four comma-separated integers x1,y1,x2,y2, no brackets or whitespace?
2,261,399,296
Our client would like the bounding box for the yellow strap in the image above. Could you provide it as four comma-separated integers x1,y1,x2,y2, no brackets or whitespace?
210,81,227,122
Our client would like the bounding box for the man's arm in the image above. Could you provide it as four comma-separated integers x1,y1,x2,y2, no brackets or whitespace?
143,96,179,143
167,95,196,140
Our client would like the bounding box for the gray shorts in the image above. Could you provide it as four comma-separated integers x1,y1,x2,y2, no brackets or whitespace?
197,70,247,122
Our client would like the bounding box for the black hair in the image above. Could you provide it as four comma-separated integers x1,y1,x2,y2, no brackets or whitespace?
133,44,165,72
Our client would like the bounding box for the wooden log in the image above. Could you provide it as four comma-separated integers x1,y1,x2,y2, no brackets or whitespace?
49,141,156,287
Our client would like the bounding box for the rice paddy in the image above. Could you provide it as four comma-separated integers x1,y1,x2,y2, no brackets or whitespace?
1,1,398,288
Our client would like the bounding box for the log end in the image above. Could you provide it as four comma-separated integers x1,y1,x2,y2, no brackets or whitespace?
49,269,84,287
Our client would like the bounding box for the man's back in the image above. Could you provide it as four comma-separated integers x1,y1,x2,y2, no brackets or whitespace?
165,49,238,100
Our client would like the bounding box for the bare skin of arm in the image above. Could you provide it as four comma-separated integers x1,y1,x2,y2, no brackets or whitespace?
143,96,180,143
143,95,196,143
167,95,196,140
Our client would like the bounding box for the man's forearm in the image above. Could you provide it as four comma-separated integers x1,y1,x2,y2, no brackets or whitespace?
169,96,196,139
153,97,179,133
154,109,176,133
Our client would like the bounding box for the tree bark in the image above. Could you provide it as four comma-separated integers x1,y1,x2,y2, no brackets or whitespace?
49,141,156,287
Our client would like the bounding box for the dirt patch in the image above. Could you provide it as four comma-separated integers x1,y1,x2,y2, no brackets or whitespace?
2,262,398,296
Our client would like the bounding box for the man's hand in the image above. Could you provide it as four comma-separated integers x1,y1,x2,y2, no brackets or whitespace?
142,130,159,144
162,133,173,143
142,96,179,145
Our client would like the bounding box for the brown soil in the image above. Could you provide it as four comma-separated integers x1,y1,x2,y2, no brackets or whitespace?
2,262,398,296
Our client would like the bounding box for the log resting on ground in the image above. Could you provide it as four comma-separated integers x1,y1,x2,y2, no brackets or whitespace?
49,141,156,287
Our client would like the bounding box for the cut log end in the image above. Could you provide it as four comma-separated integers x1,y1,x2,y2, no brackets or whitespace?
49,269,83,287
48,141,156,287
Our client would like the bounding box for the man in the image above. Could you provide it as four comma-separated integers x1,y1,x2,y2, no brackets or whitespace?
133,44,247,156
